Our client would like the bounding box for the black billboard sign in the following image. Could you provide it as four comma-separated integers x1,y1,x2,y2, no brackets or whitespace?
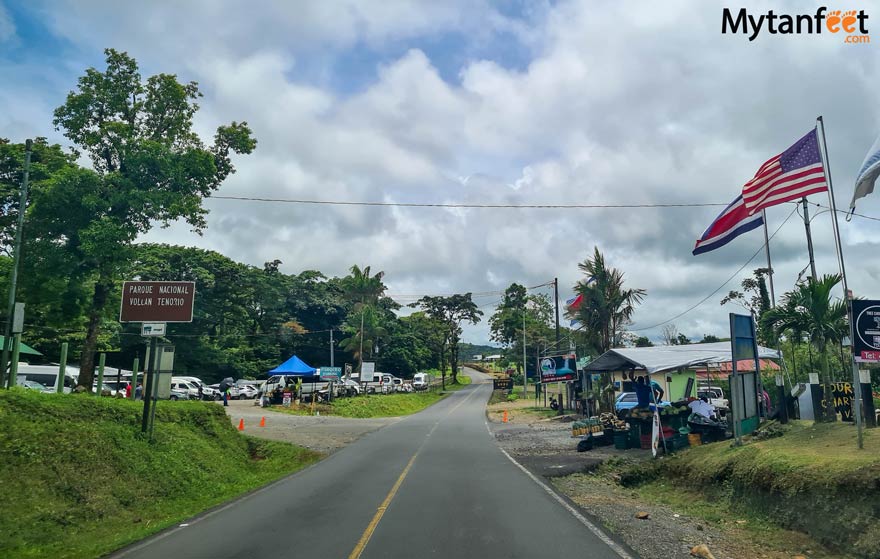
493,378,513,390
539,353,577,383
853,300,880,362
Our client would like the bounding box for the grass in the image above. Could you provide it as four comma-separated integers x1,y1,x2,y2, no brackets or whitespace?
657,420,880,491
615,420,880,557
273,374,473,419
0,389,321,559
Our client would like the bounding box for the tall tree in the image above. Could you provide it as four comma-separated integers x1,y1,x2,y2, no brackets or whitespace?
489,283,553,374
44,49,256,389
413,294,483,386
762,274,848,421
566,247,646,355
634,336,654,347
340,265,386,377
721,268,774,345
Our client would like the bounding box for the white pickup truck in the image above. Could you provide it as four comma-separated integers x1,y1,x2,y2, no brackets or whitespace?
697,386,729,410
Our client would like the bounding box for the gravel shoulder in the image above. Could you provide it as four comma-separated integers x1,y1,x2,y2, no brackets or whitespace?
221,399,398,454
486,395,848,559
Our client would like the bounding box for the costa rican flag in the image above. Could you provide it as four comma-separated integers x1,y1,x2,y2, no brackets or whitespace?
741,129,828,215
566,293,584,328
692,195,763,255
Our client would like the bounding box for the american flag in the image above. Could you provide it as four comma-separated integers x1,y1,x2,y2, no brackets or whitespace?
741,129,828,215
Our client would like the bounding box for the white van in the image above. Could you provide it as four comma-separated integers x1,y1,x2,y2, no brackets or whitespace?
16,364,79,393
169,378,200,400
412,372,431,391
264,374,330,400
174,376,218,400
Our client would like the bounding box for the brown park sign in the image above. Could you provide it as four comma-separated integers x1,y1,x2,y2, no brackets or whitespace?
119,281,195,323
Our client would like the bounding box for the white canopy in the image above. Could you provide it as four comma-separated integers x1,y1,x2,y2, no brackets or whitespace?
584,342,781,375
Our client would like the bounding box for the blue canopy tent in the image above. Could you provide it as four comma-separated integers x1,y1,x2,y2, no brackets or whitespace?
268,355,316,376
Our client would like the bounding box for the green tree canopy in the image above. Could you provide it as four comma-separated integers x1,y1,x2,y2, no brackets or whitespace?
39,48,256,389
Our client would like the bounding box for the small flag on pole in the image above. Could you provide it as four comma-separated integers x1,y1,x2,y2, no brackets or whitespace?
566,294,584,328
741,129,828,215
693,195,763,255
851,133,880,211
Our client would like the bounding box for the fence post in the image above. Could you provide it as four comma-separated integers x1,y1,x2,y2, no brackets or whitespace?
96,353,106,395
131,357,139,399
9,333,21,386
56,342,68,394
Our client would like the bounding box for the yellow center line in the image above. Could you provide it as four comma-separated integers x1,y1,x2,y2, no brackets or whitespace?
347,451,420,559
347,382,482,559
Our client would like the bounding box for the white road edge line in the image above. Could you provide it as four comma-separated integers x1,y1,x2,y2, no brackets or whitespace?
485,421,634,559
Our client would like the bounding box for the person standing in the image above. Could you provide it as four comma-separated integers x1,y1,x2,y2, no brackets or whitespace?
125,382,132,399
223,386,229,407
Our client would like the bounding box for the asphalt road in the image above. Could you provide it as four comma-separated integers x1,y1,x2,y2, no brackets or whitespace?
112,369,632,559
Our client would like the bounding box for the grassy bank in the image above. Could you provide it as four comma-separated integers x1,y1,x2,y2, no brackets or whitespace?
620,421,880,558
0,389,321,559
275,374,472,419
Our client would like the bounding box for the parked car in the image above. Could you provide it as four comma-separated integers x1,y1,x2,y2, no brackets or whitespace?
17,379,54,393
209,383,241,399
170,379,201,400
614,392,671,417
238,384,259,399
168,388,190,401
16,364,79,394
412,372,432,391
697,386,729,410
93,380,127,397
175,376,219,400
336,378,361,397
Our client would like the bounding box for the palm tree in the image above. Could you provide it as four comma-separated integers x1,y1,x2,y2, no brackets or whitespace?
341,265,386,378
567,247,645,412
762,274,848,421
568,247,646,355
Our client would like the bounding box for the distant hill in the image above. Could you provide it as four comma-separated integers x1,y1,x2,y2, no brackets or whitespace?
459,343,502,360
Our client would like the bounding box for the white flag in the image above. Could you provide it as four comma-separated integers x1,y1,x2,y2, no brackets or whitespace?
651,409,660,458
852,133,880,211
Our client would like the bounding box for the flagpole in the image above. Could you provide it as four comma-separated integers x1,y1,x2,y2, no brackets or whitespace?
761,210,776,306
816,116,864,449
801,198,818,281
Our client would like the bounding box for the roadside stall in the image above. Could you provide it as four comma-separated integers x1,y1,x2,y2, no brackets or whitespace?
264,355,317,405
578,342,781,455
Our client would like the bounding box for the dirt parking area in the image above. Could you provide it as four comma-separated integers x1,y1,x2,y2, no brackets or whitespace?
221,399,398,454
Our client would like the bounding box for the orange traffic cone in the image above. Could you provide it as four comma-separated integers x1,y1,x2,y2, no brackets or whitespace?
503,410,508,423
259,416,266,428
238,418,244,431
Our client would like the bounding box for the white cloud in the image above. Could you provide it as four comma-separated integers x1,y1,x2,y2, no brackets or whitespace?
9,0,880,344
0,4,14,42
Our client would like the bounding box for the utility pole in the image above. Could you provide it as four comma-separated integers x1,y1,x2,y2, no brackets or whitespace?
553,278,560,345
522,308,527,397
0,139,32,389
330,329,334,367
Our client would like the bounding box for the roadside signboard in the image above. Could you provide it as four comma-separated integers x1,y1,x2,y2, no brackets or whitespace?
141,323,166,337
539,353,577,383
320,366,341,381
282,392,291,407
852,300,880,362
493,378,513,390
120,281,195,323
360,361,375,381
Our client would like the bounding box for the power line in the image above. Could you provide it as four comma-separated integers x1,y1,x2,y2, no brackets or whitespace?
212,195,729,209
629,205,799,332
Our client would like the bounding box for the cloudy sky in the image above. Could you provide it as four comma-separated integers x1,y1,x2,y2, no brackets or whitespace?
2,0,880,346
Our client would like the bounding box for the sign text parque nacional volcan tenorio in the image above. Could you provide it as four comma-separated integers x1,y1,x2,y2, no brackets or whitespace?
120,281,195,323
